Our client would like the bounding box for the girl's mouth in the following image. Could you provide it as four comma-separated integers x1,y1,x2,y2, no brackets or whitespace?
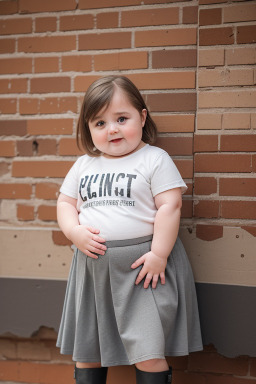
110,138,122,143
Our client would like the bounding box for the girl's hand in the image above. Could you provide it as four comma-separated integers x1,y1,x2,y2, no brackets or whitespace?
69,225,106,259
131,251,167,289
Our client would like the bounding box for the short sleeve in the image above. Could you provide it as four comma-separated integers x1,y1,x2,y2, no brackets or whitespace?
60,160,79,199
150,151,187,196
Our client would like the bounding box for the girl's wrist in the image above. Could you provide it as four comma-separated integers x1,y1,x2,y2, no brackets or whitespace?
151,248,169,260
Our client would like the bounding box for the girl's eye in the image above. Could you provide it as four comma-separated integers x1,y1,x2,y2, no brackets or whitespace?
118,117,127,123
96,120,105,127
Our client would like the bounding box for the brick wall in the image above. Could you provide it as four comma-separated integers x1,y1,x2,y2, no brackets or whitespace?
0,0,256,383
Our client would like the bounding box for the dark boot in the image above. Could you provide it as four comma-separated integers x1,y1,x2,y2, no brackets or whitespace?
74,366,108,384
135,366,172,384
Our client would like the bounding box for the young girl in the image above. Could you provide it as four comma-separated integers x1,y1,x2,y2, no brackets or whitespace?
56,75,202,384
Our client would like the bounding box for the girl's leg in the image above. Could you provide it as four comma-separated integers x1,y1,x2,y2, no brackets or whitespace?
135,359,172,384
75,362,108,384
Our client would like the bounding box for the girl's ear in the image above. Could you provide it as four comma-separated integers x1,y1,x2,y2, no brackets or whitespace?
141,109,147,127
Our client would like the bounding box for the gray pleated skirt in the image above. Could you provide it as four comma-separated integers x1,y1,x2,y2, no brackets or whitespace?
56,236,203,367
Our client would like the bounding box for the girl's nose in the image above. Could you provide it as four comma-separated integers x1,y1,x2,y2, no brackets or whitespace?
108,122,119,134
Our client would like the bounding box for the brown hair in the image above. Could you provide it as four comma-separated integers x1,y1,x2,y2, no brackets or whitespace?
77,75,157,156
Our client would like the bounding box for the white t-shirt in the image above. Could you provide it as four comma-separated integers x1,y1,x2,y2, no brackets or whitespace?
60,144,187,241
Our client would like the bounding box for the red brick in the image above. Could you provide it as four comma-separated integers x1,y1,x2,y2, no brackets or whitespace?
19,98,39,115
200,27,234,45
194,200,220,218
237,25,256,44
0,57,32,74
17,204,34,221
241,227,256,238
0,38,15,53
135,28,197,47
74,75,101,92
27,119,73,135
0,17,32,35
17,139,57,156
97,12,119,28
0,120,27,136
52,230,72,246
194,135,218,152
75,72,195,92
121,8,179,27
0,184,32,199
226,47,256,65
196,224,223,241
253,155,256,172
183,6,198,24
94,51,148,71
17,140,33,156
38,205,57,221
184,182,192,196
221,201,256,220
199,68,254,88
59,138,84,156
60,14,94,31
153,114,195,133
19,0,77,13
0,1,18,14
129,72,195,90
194,177,217,195
146,93,196,112
0,141,16,157
34,57,59,73
0,78,27,94
0,98,17,114
221,134,256,151
220,178,256,197
199,8,222,26
222,112,250,130
152,49,197,68
30,77,70,93
181,199,193,218
199,90,256,108
35,17,57,33
199,48,224,67
62,55,92,72
12,161,74,178
79,32,131,51
39,97,77,114
155,136,193,156
18,36,76,53
79,0,182,9
174,159,193,179
195,154,252,173
36,183,60,200
224,3,256,23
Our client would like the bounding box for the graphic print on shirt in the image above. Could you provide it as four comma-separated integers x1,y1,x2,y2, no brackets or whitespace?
79,172,137,209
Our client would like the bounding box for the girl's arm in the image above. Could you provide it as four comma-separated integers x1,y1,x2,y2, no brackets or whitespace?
131,187,182,288
57,193,106,259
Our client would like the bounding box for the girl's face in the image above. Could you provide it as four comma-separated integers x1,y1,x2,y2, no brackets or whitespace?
88,87,147,158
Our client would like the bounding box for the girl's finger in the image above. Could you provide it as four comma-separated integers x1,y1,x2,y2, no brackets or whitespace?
144,273,153,289
91,234,106,243
84,249,98,259
87,226,100,234
131,255,145,269
152,274,159,289
91,240,107,251
160,272,166,285
135,266,147,285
